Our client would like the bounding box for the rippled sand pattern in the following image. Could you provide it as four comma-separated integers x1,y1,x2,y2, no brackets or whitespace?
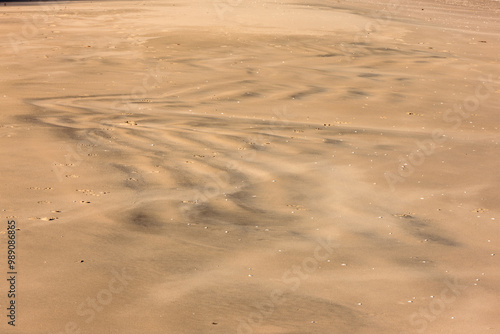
1,0,500,333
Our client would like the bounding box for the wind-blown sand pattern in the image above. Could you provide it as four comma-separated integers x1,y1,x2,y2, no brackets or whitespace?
1,0,499,333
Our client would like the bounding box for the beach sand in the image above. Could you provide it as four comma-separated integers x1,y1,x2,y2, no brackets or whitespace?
1,0,499,333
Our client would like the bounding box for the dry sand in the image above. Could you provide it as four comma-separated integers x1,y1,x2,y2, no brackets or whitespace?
1,0,499,333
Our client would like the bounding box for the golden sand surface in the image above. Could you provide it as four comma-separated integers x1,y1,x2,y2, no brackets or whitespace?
1,0,499,333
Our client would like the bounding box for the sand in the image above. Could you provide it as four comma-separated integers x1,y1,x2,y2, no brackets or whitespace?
1,0,499,333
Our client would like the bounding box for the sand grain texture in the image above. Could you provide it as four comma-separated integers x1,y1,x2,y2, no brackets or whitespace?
1,0,499,333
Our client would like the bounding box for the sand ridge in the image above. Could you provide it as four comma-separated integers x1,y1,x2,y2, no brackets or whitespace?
1,0,499,333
